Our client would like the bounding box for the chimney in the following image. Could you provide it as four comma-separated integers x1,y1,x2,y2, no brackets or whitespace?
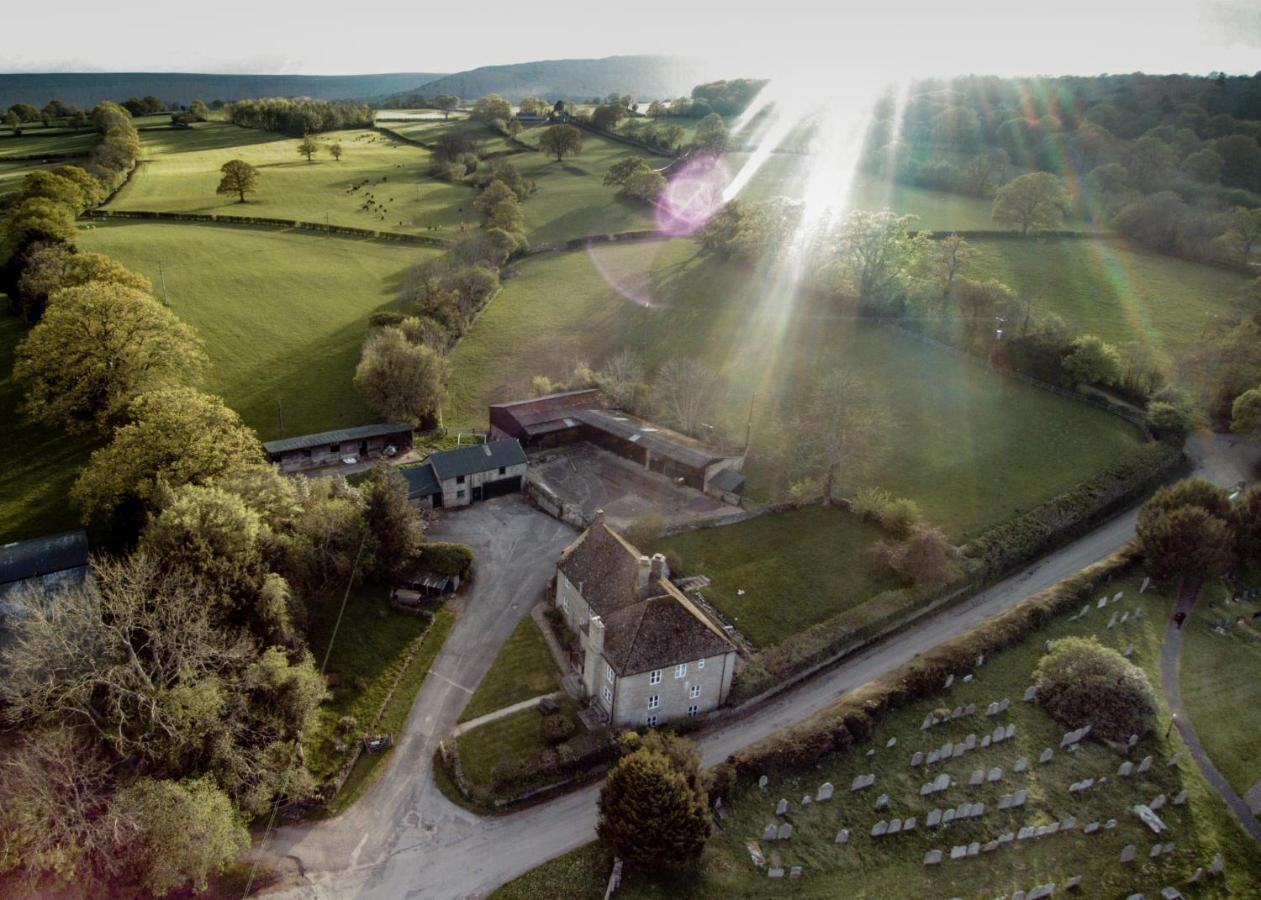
583,615,605,696
651,552,670,583
593,509,606,527
637,555,652,589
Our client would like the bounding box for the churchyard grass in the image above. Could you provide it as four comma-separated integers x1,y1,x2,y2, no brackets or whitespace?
654,507,901,648
458,616,564,723
492,574,1261,898
447,237,1146,541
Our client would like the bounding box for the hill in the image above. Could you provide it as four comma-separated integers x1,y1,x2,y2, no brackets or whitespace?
0,72,446,109
384,55,719,103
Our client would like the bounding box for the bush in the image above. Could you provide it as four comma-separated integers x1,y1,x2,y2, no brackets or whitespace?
852,487,921,537
542,712,576,745
420,541,474,578
1033,637,1158,743
874,523,959,587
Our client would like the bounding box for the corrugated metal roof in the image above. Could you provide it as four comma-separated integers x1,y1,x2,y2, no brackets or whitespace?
428,439,527,481
491,389,601,431
572,409,729,470
263,423,413,455
0,531,90,586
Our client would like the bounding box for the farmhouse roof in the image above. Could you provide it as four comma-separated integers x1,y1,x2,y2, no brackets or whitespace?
263,423,413,455
0,531,90,587
557,523,644,617
401,463,441,498
428,439,527,481
571,409,733,471
708,468,746,494
491,389,602,436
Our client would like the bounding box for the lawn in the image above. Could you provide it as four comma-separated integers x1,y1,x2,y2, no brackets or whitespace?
0,129,99,159
107,122,475,237
0,314,93,542
78,219,435,440
455,696,583,800
1179,576,1261,800
493,574,1261,898
458,616,563,723
967,237,1253,382
654,507,901,647
447,238,1146,539
302,585,432,785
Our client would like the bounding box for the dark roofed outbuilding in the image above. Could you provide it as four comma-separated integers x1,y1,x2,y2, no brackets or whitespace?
0,531,90,593
489,389,602,446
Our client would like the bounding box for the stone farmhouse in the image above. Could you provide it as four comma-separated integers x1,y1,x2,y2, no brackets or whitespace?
402,439,528,508
554,513,738,727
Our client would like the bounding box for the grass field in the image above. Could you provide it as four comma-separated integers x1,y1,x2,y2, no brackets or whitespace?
78,219,434,440
1180,576,1261,800
455,696,583,800
967,237,1252,376
493,574,1261,899
0,156,92,196
655,507,901,647
458,616,563,723
448,238,1145,539
0,129,99,159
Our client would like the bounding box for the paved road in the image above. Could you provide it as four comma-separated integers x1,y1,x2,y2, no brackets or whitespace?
264,435,1259,900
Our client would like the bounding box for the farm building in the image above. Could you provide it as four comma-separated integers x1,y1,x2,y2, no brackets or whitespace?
402,439,529,508
489,389,604,448
263,423,413,472
1,531,91,653
554,513,738,728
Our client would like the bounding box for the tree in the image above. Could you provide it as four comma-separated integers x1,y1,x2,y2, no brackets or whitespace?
17,247,152,321
1062,334,1123,386
592,104,626,130
108,776,249,896
360,465,424,581
874,522,958,587
1211,134,1261,192
1219,206,1261,267
1236,484,1261,564
2,196,78,258
1034,637,1158,743
434,95,459,119
473,178,525,234
72,387,264,528
1230,386,1261,435
824,209,926,308
694,112,728,154
14,282,207,435
18,169,91,212
651,359,714,436
329,141,343,162
596,738,709,868
1137,504,1236,583
216,158,259,203
354,326,447,427
470,95,512,123
928,233,976,298
297,134,320,162
597,350,646,411
1142,478,1233,521
538,124,583,162
3,109,19,128
1181,148,1223,183
794,369,884,503
991,172,1069,235
647,100,666,119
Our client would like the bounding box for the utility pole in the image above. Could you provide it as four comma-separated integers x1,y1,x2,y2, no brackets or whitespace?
158,261,169,305
744,392,756,454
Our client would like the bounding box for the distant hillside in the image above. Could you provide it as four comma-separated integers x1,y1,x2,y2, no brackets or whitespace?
386,55,721,104
0,72,446,110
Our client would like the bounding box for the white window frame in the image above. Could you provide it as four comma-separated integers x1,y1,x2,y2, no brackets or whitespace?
649,669,662,685
697,658,705,669
687,705,699,717
689,683,701,699
605,665,615,684
674,663,688,679
647,695,659,710
602,686,613,704
647,714,658,727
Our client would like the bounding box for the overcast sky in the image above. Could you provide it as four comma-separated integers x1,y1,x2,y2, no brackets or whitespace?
2,0,1258,78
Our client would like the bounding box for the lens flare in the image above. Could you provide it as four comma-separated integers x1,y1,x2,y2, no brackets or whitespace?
655,155,731,235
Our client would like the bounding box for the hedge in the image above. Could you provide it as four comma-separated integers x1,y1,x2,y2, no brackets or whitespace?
420,541,474,579
727,549,1137,780
82,208,449,247
468,726,615,807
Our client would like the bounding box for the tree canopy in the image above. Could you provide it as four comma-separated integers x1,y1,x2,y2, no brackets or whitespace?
991,172,1069,235
538,124,583,162
216,159,259,202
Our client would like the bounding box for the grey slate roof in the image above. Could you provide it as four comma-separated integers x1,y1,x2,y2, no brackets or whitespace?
263,423,412,455
0,531,90,586
572,409,731,471
428,439,527,481
604,592,734,676
401,463,441,498
708,468,746,493
557,523,644,618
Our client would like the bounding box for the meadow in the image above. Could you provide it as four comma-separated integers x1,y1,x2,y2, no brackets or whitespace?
447,237,1145,540
493,574,1261,899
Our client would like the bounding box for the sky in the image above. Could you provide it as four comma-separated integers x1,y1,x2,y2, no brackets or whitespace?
1,0,1258,79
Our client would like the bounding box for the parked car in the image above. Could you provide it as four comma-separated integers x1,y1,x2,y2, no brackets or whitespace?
384,444,398,457
341,455,358,465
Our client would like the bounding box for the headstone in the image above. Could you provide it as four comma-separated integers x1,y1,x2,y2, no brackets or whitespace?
875,793,890,810
1098,596,1108,609
942,740,953,757
816,782,834,802
1005,723,1016,739
963,674,974,683
970,769,984,786
1163,841,1174,855
835,828,850,845
965,733,977,750
1140,576,1150,593
1013,789,1027,807
768,867,784,879
1189,867,1203,883
1118,760,1134,777
1017,826,1035,840
1114,591,1124,603
927,750,940,765
1024,686,1036,702
866,749,875,758
1120,611,1129,624
903,816,917,831
968,841,980,856
1134,607,1142,621
1046,822,1060,835
989,767,1003,782
1000,831,1014,843
758,775,769,789
888,818,902,834
923,849,942,865
1045,639,1053,652
965,703,977,715
886,737,897,749
998,793,1013,810
911,751,924,767
1107,612,1118,629
977,653,985,666
1061,816,1077,830
922,714,935,731
1106,818,1118,829
981,735,992,749
1014,757,1028,773
934,773,950,793
1039,747,1054,763
956,802,971,818
1150,843,1163,858
1138,755,1153,773
972,802,985,817
1167,752,1184,767
871,821,888,837
1172,789,1188,806
942,808,956,825
1083,822,1099,834
762,824,778,841
1124,643,1135,658
950,845,967,860
944,674,954,689
789,866,802,879
1066,875,1083,891
1036,825,1049,838
851,773,875,792
776,799,789,815
801,794,811,806
992,726,1005,744
1210,853,1224,875
983,840,998,853
1120,844,1137,864
1128,734,1139,749
777,823,793,840
926,808,942,828
1150,794,1167,811
747,841,766,868
953,743,966,758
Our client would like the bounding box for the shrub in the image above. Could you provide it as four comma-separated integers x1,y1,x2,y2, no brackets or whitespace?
874,523,960,587
852,487,921,537
420,542,474,579
1033,637,1158,743
542,713,576,746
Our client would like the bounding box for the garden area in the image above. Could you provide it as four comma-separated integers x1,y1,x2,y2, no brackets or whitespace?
458,616,564,724
492,572,1261,899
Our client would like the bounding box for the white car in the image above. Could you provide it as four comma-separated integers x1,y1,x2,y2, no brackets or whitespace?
341,455,359,466
384,444,398,458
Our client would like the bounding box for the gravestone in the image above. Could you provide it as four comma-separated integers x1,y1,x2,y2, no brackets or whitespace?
952,706,963,719
968,841,980,856
851,773,875,791
944,674,954,689
984,840,998,853
1138,755,1153,773
1040,748,1055,763
871,820,888,837
942,740,954,757
992,726,1005,743
1124,643,1135,658
768,867,784,879
1024,686,1037,702
1114,591,1124,603
1189,867,1203,883
1066,875,1083,891
953,744,966,758
922,714,936,731
1013,789,1027,807
1083,822,1100,834
998,793,1013,810
927,750,940,765
965,733,977,750
1150,844,1163,858
1150,794,1167,811
987,701,999,716
963,674,974,683
1036,825,1049,838
989,767,1003,782
1005,723,1016,739
1061,816,1078,830
1173,789,1188,806
777,823,793,840
801,795,811,806
1140,576,1150,593
942,808,956,825
965,703,977,716
888,818,902,834
1120,612,1129,624
927,808,942,827
934,773,950,793
875,793,890,810
970,769,984,786
1167,752,1184,767
1106,819,1118,829
758,775,769,789
1163,842,1175,855
911,751,924,767
776,799,789,815
923,850,942,865
950,845,967,860
972,802,985,817
977,653,985,666
1107,612,1118,629
1047,822,1060,835
1120,845,1137,864
1000,831,1014,843
1045,639,1053,652
816,782,834,802
1098,596,1108,609
835,828,849,845
903,816,917,831
1210,854,1224,875
763,824,778,841
1017,826,1035,840
1014,757,1028,773
886,737,897,749
789,866,802,879
1119,761,1134,777
1134,607,1143,621
981,735,992,749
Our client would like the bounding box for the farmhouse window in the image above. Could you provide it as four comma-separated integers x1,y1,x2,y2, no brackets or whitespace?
647,715,658,727
498,466,506,475
674,663,687,679
602,686,612,703
689,684,701,699
457,475,465,484
687,705,699,717
605,665,614,684
647,695,659,710
697,658,705,669
649,669,661,684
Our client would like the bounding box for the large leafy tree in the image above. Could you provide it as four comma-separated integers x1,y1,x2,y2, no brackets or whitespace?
1062,334,1123,386
72,387,264,529
822,209,927,309
538,124,583,162
16,245,152,321
433,95,459,119
359,465,424,582
353,326,447,426
1137,504,1236,583
792,369,885,503
216,158,259,202
14,282,207,434
469,94,511,123
991,172,1069,235
1,196,78,258
1034,637,1157,742
694,112,728,154
597,735,710,868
